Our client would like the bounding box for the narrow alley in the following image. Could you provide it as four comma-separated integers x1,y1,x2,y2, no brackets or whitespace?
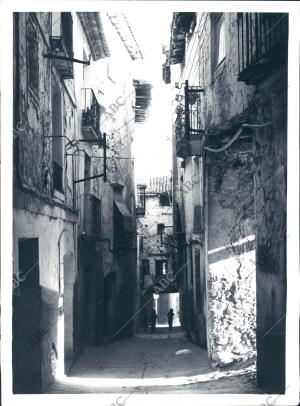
47,328,259,394
8,6,292,402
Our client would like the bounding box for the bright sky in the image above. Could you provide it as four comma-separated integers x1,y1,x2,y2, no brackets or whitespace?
126,10,174,184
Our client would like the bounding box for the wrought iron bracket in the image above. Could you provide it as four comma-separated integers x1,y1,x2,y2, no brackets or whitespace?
44,53,91,65
73,133,107,183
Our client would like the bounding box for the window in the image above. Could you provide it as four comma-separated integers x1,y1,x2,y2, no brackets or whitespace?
189,246,194,287
84,153,91,194
91,196,101,235
51,12,74,79
159,193,171,206
27,15,39,100
193,157,202,234
61,12,73,57
211,13,226,71
142,260,150,276
195,248,201,308
136,184,146,215
18,238,39,288
157,223,165,235
140,236,144,252
155,260,168,277
141,259,150,289
52,77,64,193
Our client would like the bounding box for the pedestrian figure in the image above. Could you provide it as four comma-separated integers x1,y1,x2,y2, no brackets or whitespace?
167,308,174,331
150,309,157,333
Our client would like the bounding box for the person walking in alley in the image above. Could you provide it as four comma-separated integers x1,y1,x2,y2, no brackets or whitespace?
150,309,157,333
167,308,174,331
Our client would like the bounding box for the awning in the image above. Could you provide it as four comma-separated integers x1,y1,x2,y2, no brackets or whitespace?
114,199,134,233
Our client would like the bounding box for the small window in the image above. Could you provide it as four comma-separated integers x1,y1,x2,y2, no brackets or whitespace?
157,223,165,235
53,162,63,193
140,236,144,252
61,12,73,57
52,77,64,193
155,260,168,277
91,196,101,235
159,193,171,206
211,13,226,71
84,153,91,194
142,259,150,276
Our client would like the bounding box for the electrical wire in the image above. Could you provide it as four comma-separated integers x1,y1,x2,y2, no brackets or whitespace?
204,122,272,153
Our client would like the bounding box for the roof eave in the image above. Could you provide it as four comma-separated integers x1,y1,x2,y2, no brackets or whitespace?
78,12,110,61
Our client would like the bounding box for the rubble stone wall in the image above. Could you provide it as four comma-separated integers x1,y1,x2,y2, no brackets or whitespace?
207,151,256,366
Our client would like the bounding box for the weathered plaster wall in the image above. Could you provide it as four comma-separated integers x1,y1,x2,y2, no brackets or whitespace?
14,10,138,391
15,13,52,196
197,13,255,133
13,209,75,390
254,69,287,390
13,12,78,392
15,13,75,204
139,194,172,248
137,194,174,326
138,194,173,277
73,11,137,344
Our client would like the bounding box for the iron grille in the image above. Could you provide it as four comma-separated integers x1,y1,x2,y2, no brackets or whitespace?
184,80,204,138
50,12,74,79
175,80,204,157
82,88,101,138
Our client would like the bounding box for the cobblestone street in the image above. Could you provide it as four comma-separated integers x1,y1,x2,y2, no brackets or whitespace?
47,329,261,394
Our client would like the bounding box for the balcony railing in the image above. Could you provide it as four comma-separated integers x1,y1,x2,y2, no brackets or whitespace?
175,80,204,158
50,12,74,79
81,88,101,140
237,13,288,84
136,184,146,216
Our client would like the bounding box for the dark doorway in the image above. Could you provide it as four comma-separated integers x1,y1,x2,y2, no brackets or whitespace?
83,264,98,345
13,238,41,393
103,272,117,338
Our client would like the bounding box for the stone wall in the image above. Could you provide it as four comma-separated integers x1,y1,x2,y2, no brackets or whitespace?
171,13,287,384
207,149,256,366
138,194,173,279
254,69,287,391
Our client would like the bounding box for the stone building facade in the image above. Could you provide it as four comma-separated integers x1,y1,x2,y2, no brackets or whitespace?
12,12,142,393
136,176,177,326
166,12,288,390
